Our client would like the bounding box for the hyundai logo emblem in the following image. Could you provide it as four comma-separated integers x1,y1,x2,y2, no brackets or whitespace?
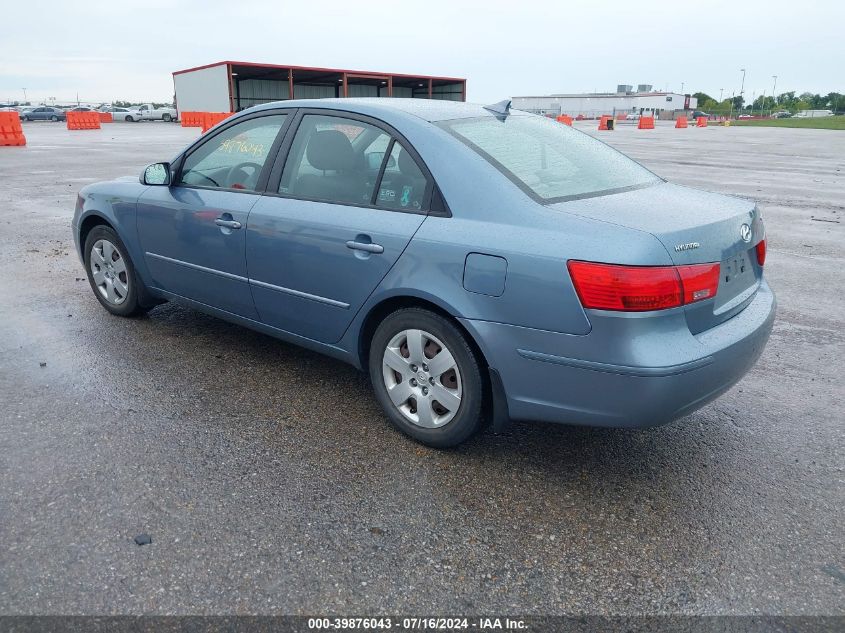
740,224,752,243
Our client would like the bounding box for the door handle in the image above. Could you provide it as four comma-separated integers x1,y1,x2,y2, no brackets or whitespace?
215,218,242,229
346,240,384,254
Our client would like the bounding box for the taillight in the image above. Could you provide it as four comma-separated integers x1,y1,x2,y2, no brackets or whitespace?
677,263,720,304
755,239,766,266
567,261,720,312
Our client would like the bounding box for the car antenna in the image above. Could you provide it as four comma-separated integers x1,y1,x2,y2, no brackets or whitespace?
483,99,511,119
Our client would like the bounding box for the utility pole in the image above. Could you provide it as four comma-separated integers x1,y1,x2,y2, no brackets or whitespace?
771,75,778,108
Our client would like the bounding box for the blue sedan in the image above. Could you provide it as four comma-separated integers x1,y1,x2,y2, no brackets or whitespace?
72,99,775,447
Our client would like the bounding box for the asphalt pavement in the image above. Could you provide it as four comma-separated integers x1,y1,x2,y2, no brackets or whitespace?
0,119,842,615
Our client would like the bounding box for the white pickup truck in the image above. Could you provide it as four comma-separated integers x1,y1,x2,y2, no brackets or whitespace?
136,104,178,122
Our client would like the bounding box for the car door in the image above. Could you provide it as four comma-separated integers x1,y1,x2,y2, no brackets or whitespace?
246,111,432,343
136,111,290,319
32,107,46,120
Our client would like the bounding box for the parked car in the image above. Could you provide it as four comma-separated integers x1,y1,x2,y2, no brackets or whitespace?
108,107,143,122
20,106,66,121
71,99,775,447
68,106,95,112
692,110,710,119
773,111,792,118
136,104,179,122
794,110,833,118
625,112,640,120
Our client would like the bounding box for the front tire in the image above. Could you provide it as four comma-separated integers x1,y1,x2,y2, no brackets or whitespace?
83,226,149,317
126,115,134,122
369,308,484,448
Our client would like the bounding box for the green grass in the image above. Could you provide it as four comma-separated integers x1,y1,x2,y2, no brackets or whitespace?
732,116,845,130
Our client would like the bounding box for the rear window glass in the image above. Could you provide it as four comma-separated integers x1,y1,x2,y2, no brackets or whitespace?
438,115,661,202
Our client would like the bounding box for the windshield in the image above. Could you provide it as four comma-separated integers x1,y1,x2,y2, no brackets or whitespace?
438,114,661,203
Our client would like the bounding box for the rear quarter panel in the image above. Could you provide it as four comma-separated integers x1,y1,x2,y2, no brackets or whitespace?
341,118,673,349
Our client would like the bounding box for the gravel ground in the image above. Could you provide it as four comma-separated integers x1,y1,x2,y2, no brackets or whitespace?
0,119,842,615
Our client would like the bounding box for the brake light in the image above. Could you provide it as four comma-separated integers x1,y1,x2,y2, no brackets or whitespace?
567,261,720,312
677,263,720,304
755,239,767,266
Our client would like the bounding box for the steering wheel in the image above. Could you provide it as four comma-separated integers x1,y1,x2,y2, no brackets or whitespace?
225,162,263,190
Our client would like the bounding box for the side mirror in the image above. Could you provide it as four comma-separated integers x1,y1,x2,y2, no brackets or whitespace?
141,162,171,186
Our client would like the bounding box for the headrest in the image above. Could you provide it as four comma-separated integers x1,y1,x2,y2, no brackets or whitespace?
306,130,355,171
397,147,418,175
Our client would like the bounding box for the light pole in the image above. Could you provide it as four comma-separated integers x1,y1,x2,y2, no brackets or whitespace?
22,88,27,103
681,81,684,94
739,68,746,106
771,75,777,110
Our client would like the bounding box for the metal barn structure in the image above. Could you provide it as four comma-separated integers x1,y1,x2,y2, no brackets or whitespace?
173,61,467,113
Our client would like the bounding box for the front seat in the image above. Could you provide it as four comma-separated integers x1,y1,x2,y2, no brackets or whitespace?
295,130,366,205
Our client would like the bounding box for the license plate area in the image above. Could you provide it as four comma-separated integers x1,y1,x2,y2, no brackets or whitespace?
715,249,757,310
723,252,750,285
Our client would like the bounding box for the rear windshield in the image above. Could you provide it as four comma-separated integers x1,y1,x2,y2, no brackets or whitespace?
438,115,661,203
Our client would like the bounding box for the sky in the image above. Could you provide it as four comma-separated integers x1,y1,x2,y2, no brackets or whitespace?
1,0,842,105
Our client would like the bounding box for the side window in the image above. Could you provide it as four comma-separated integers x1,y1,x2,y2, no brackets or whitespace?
179,114,287,191
375,142,428,211
279,115,390,206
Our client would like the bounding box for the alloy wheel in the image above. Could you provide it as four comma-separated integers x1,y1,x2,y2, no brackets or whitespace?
381,329,462,428
90,239,129,305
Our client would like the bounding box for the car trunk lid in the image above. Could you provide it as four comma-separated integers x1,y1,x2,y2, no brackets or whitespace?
551,182,764,333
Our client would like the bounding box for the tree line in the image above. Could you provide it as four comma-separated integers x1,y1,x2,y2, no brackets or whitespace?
692,91,843,115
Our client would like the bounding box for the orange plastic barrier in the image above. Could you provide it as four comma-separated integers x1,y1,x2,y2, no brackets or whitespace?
616,113,627,121
638,116,655,130
555,114,572,126
201,112,234,133
181,111,204,127
66,111,101,130
696,116,707,128
0,112,26,146
598,115,613,131
675,117,688,128
98,111,113,123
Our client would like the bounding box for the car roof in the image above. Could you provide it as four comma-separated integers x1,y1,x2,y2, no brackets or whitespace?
248,98,522,123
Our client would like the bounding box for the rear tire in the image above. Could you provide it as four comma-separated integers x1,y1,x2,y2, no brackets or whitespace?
50,115,58,122
83,226,150,317
162,114,172,122
369,308,484,448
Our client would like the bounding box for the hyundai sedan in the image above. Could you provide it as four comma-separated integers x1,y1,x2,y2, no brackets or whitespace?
72,98,775,447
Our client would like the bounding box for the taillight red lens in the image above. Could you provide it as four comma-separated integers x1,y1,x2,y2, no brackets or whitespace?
677,263,720,305
755,239,766,266
567,261,720,312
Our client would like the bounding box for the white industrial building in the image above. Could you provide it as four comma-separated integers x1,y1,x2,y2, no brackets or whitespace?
512,85,697,119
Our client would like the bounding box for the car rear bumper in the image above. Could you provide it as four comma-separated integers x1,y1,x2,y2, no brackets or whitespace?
460,280,776,428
